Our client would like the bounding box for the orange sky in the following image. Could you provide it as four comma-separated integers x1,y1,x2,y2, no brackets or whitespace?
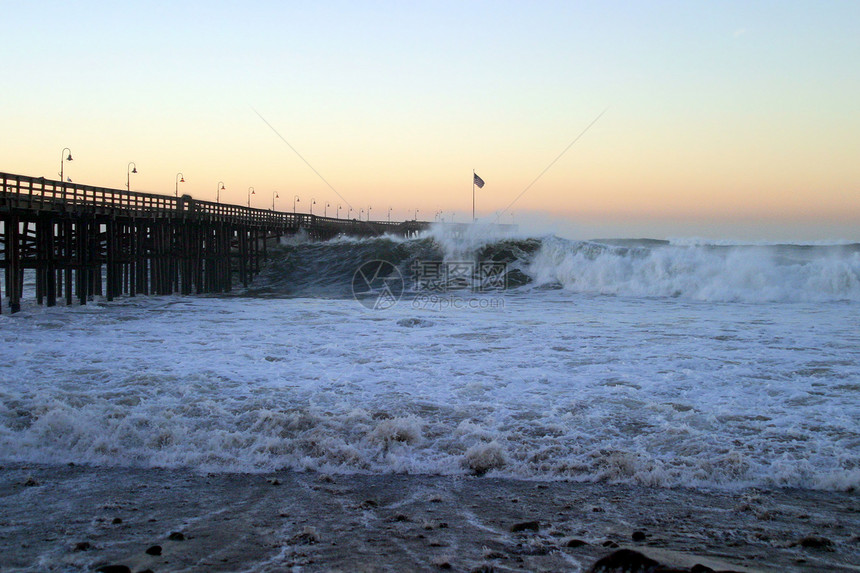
2,2,858,240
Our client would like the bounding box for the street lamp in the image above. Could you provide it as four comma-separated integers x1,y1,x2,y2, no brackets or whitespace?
414,209,419,221
293,194,299,213
324,202,331,217
359,208,364,220
60,148,73,182
127,162,138,191
388,207,392,222
247,186,255,207
216,181,225,203
310,198,316,215
175,173,185,197
272,191,279,211
337,204,342,219
348,206,353,219
367,206,372,221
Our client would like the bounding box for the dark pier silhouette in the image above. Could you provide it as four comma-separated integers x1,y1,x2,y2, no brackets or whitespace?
0,172,428,314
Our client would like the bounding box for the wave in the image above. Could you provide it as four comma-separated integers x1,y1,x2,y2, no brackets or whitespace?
244,228,860,303
3,382,857,491
243,234,443,299
528,237,860,303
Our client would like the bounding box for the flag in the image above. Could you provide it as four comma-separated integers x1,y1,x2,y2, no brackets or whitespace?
473,173,485,188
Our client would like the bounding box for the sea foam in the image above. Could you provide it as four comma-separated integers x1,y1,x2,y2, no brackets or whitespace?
527,236,860,302
1,233,858,491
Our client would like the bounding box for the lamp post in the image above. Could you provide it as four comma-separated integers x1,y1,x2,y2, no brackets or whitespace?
292,194,299,213
359,208,364,221
414,209,419,221
60,148,73,182
348,207,353,219
337,204,342,219
216,181,225,203
175,173,185,197
247,186,255,207
126,162,138,191
272,191,279,211
324,202,331,217
388,207,392,223
310,198,316,215
367,206,372,222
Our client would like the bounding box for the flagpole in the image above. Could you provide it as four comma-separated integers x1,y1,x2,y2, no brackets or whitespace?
472,169,476,223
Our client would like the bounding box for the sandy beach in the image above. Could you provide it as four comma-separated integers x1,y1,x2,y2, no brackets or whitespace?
1,463,857,572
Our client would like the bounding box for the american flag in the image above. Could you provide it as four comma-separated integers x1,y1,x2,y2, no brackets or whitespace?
473,173,485,188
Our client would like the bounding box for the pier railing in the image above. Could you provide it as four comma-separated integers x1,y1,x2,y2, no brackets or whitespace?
0,172,423,233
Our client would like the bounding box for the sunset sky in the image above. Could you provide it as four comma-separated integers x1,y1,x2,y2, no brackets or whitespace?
3,1,858,240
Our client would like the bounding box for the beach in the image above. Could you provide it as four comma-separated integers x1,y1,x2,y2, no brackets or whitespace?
1,233,859,571
2,463,858,572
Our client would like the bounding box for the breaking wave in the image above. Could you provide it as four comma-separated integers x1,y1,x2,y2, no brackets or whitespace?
245,227,860,303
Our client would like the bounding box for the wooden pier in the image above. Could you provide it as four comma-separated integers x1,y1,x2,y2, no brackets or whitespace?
0,171,428,314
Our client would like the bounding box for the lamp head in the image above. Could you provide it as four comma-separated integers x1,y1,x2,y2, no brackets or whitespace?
131,167,137,174
180,176,185,183
66,153,73,161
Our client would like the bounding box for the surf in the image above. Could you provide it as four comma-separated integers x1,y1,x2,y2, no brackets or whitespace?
242,227,860,304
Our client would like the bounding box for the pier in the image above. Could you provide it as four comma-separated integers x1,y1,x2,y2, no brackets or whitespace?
0,171,428,314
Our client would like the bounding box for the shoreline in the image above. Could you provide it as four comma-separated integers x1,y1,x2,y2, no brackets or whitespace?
1,463,858,572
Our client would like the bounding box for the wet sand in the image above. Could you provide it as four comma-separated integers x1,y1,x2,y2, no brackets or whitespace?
1,463,858,572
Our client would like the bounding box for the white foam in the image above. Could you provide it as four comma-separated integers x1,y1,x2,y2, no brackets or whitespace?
1,290,858,491
528,236,860,302
461,441,507,474
427,222,530,261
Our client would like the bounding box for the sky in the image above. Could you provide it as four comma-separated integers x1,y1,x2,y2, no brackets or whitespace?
2,1,858,240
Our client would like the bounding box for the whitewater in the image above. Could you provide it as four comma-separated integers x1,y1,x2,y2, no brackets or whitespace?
1,227,859,492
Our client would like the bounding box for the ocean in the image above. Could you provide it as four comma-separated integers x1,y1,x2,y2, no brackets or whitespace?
2,226,858,491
